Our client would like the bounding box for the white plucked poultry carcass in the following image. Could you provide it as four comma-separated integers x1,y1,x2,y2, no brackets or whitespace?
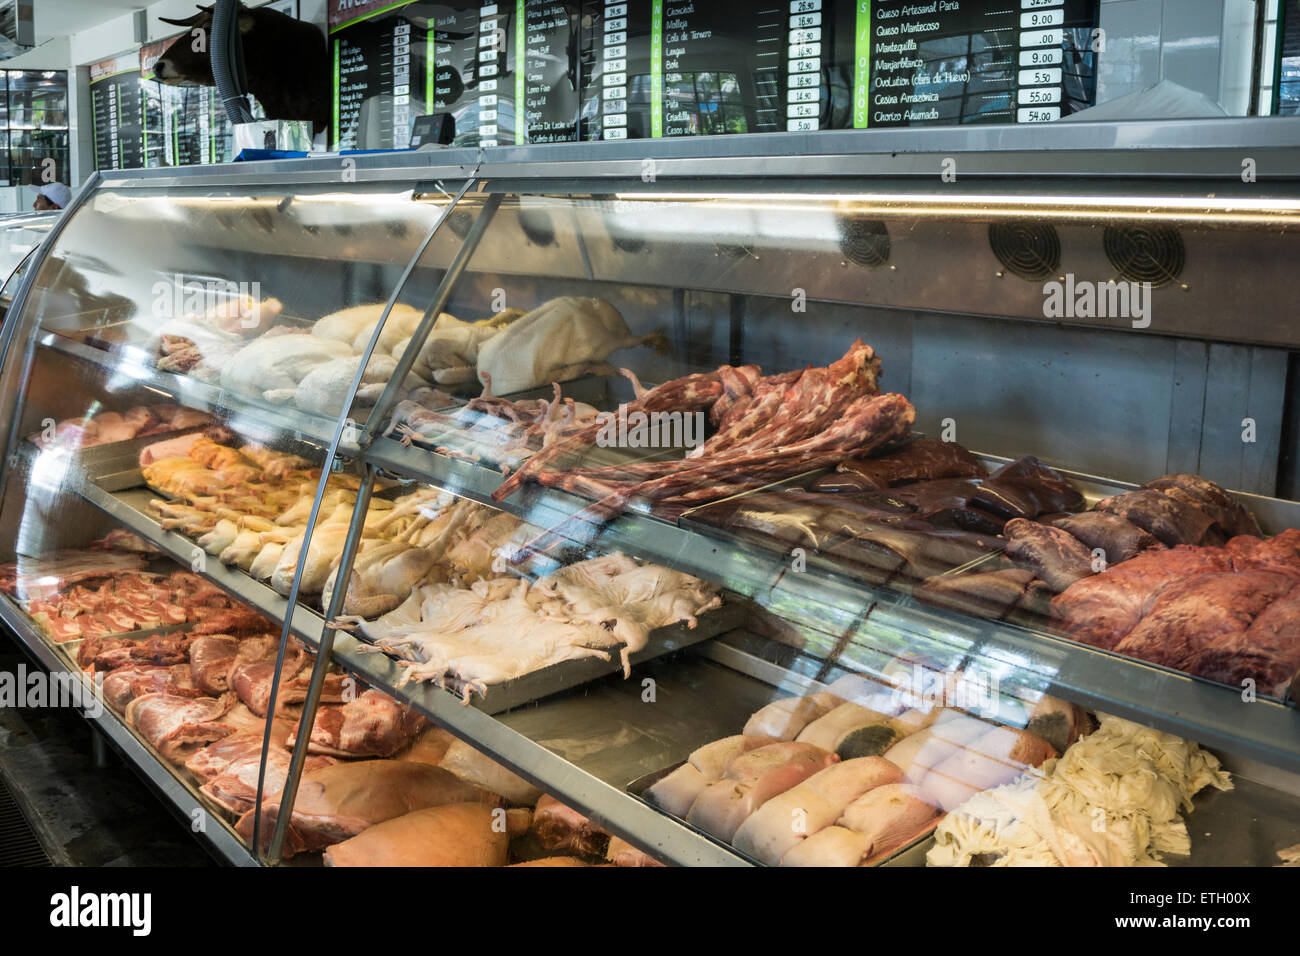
221,332,353,400
309,302,424,351
398,314,502,386
265,353,429,412
320,539,445,618
474,296,666,395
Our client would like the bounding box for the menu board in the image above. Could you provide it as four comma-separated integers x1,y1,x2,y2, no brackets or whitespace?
847,0,1099,127
329,0,1100,148
90,55,145,171
335,9,425,148
516,1,578,143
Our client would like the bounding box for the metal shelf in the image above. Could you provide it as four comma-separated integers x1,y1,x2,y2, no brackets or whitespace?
40,333,359,456
366,437,1300,777
0,600,258,867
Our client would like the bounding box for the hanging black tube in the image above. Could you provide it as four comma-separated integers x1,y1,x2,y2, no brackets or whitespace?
211,0,254,124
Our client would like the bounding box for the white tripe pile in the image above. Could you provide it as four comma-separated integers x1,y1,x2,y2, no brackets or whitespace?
349,551,721,702
926,714,1232,867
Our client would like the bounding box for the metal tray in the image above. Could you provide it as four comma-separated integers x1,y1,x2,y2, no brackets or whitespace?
355,599,746,716
626,760,939,867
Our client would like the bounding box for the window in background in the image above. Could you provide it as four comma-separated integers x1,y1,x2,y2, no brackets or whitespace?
4,70,68,186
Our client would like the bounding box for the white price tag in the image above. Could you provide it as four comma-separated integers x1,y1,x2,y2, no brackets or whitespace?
1018,85,1061,104
605,58,626,72
787,102,818,118
1018,106,1061,122
605,44,627,58
603,127,628,139
1021,8,1063,27
789,72,819,88
481,78,498,91
604,72,626,86
788,86,820,103
1019,47,1062,66
1020,28,1063,46
787,117,819,131
788,43,821,59
788,56,821,73
604,113,627,126
790,13,821,28
1018,67,1061,86
605,17,626,31
790,27,822,44
606,30,626,44
790,0,821,10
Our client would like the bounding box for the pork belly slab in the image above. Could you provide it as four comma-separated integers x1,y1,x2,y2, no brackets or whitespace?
125,692,236,764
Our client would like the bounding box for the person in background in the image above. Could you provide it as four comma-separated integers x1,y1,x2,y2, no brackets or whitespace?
32,182,70,211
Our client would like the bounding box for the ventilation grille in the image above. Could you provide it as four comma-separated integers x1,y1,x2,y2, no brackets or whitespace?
1104,225,1185,287
0,774,52,867
988,222,1060,280
837,216,890,267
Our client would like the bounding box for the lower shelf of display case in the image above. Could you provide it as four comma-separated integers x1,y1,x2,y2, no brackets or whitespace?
0,601,259,867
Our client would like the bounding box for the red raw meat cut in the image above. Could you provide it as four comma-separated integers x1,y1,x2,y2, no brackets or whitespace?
1111,571,1294,670
1190,582,1300,693
1225,529,1300,582
289,689,427,758
188,635,241,695
125,692,236,764
1002,518,1096,593
1050,546,1233,649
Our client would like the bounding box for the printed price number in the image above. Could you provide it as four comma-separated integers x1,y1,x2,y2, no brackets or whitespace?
790,13,821,28
1021,9,1063,27
1017,85,1061,104
1018,67,1061,86
1020,28,1063,47
791,0,822,11
1018,106,1060,123
1019,47,1062,66
1021,0,1062,7
788,117,819,131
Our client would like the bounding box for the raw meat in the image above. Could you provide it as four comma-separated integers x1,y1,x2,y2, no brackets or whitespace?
1225,529,1300,580
606,836,664,867
686,742,837,842
644,763,711,817
1002,518,1096,593
914,569,1048,622
1142,474,1261,538
780,826,877,867
882,712,993,785
125,692,236,764
834,437,985,488
201,747,336,816
731,756,904,865
1050,512,1162,565
238,759,502,856
984,456,1085,515
438,739,541,805
188,635,240,695
221,333,353,400
1095,489,1222,547
796,702,894,752
291,689,427,758
1111,571,1294,671
323,803,510,867
743,695,835,741
532,795,610,857
836,783,942,860
1190,582,1300,692
688,735,778,778
1050,547,1233,649
474,296,664,395
919,726,1058,811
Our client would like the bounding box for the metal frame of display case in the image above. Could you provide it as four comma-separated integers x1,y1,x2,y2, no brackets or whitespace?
4,118,1300,866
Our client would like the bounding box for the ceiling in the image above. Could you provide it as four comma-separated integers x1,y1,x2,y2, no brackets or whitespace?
32,0,145,44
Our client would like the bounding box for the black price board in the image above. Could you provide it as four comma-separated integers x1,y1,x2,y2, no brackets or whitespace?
842,0,1099,128
90,58,145,171
516,1,579,143
333,4,427,149
330,0,1101,150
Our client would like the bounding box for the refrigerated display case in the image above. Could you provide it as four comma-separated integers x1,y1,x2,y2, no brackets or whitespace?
1,120,1298,867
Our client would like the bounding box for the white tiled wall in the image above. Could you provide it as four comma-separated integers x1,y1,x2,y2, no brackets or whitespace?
1098,0,1261,114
